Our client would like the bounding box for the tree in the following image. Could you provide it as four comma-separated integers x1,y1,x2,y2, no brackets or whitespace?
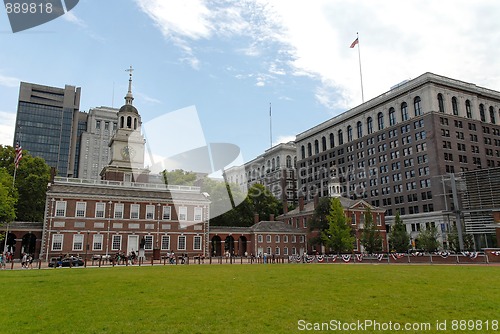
321,198,355,254
0,168,17,224
448,225,474,252
162,169,197,186
309,197,332,232
416,226,440,252
0,145,51,222
360,207,383,253
389,211,410,252
246,183,280,222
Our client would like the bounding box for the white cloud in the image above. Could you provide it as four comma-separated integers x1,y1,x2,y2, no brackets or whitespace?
0,111,16,146
136,0,500,110
0,73,20,88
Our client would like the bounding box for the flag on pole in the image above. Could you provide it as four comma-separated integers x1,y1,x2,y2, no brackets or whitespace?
14,142,22,169
350,37,359,48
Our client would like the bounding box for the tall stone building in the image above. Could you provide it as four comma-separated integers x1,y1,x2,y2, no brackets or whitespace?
295,73,500,248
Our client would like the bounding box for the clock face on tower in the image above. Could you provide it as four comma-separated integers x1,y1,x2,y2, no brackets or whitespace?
121,145,135,160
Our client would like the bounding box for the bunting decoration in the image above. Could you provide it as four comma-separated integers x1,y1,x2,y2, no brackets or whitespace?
391,253,406,260
491,251,500,256
355,254,363,262
341,254,351,263
374,253,384,261
330,255,338,262
317,255,325,262
461,251,478,259
436,251,450,258
411,252,425,256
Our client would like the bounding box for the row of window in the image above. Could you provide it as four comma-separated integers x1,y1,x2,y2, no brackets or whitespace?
261,246,300,256
54,201,203,221
300,97,423,159
257,234,305,244
51,234,202,252
437,94,499,124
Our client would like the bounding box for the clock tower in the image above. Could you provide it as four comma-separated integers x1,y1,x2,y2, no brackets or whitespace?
101,66,149,182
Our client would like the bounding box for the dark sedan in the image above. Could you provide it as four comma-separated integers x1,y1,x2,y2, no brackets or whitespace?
49,257,84,268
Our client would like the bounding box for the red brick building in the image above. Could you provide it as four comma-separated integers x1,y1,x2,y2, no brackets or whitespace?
278,196,387,253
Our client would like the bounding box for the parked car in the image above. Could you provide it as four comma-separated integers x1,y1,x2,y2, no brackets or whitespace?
49,257,84,268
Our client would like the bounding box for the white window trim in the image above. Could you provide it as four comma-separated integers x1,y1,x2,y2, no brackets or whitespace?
114,203,124,219
146,205,155,220
93,234,103,251
178,235,186,250
193,236,202,251
130,204,140,219
161,235,170,250
51,234,64,251
194,207,203,221
162,206,171,220
75,202,86,218
95,202,106,218
179,207,188,221
111,235,122,251
72,234,84,251
55,201,66,217
144,235,153,250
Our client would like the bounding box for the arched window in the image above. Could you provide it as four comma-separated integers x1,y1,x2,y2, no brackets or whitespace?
389,107,396,126
347,126,353,142
276,156,280,168
414,96,422,116
307,143,312,157
272,158,276,170
452,97,458,116
286,155,292,168
489,106,496,124
127,116,132,128
479,104,486,122
401,102,409,121
301,145,305,159
465,100,472,118
367,117,373,134
438,93,445,113
257,167,260,177
134,118,138,130
294,157,297,167
314,140,319,154
321,136,327,151
338,129,344,145
357,121,363,138
120,116,124,128
267,160,271,172
329,133,335,148
377,112,384,130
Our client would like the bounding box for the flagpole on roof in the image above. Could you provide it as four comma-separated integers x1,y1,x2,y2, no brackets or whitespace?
269,102,272,148
350,32,365,103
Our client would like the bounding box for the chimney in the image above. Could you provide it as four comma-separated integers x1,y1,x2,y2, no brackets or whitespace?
314,194,319,209
269,214,275,221
254,213,260,224
299,197,304,212
283,201,288,214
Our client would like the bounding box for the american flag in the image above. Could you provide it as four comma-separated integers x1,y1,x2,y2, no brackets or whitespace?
14,142,22,169
350,37,359,48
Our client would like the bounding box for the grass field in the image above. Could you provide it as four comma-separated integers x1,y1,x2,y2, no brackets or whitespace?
1,264,499,333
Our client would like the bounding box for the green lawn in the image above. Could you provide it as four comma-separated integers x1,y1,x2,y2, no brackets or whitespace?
1,264,499,333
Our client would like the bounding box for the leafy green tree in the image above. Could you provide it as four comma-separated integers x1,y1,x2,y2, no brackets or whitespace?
162,169,197,185
389,211,410,252
0,168,17,224
321,198,355,254
360,207,383,253
0,145,50,222
416,226,440,252
309,197,332,232
448,225,474,252
246,183,279,221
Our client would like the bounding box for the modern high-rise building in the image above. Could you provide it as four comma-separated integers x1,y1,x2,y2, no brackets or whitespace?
77,106,119,180
295,72,500,248
14,82,82,177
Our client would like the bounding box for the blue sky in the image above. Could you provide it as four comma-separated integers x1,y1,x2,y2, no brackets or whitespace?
1,0,500,165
